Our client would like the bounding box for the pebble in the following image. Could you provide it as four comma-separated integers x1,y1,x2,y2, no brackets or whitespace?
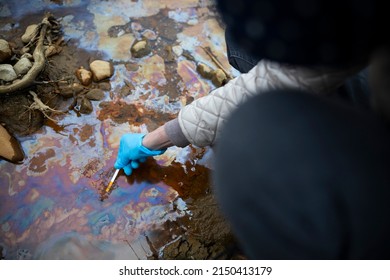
89,60,114,82
78,97,93,114
75,67,92,86
0,64,17,82
0,39,12,63
197,63,214,79
211,69,227,87
21,24,38,44
98,82,111,91
0,124,24,163
14,57,33,75
85,88,105,101
131,39,151,58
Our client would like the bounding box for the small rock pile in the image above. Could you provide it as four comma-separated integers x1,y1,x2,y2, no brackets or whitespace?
58,59,114,114
0,39,33,83
0,19,62,86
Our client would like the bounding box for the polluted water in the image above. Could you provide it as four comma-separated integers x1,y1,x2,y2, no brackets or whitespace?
0,0,242,260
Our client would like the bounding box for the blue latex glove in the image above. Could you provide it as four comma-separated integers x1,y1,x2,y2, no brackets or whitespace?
114,133,166,175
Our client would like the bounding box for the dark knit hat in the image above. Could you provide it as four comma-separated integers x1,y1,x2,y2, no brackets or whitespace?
217,0,387,67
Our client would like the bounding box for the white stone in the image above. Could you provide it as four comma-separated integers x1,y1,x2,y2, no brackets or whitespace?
0,39,12,63
89,60,114,82
14,57,33,75
0,64,17,82
21,24,38,44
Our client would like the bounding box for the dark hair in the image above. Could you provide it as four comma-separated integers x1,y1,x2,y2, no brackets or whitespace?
217,0,387,67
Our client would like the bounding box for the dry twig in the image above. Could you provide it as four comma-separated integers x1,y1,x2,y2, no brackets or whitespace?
202,46,233,80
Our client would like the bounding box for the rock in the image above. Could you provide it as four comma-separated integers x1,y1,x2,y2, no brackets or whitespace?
58,86,74,98
0,64,17,82
211,69,227,87
59,82,84,98
98,82,111,91
0,39,12,63
72,83,84,94
75,67,92,86
89,60,114,82
21,24,38,44
0,124,24,163
85,88,105,101
130,39,151,58
197,63,214,79
13,57,33,75
78,97,93,114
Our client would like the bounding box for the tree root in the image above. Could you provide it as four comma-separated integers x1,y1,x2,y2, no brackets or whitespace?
26,91,65,122
0,13,60,95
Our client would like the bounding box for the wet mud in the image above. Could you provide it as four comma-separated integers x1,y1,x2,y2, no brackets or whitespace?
98,100,176,131
0,0,244,259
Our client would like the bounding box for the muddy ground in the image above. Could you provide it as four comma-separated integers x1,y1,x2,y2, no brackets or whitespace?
0,1,246,260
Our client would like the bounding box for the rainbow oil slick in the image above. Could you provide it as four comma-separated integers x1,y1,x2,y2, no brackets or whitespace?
0,0,234,259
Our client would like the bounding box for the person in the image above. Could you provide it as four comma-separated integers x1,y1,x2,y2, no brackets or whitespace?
114,0,390,259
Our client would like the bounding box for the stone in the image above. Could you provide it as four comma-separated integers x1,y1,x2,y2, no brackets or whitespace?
0,64,17,82
72,83,84,94
21,24,38,44
0,39,12,63
98,82,111,91
78,97,93,114
13,57,33,75
211,69,227,87
0,124,24,163
89,60,114,82
75,67,92,86
59,82,84,98
130,39,151,58
85,88,105,101
197,63,214,79
58,86,74,98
